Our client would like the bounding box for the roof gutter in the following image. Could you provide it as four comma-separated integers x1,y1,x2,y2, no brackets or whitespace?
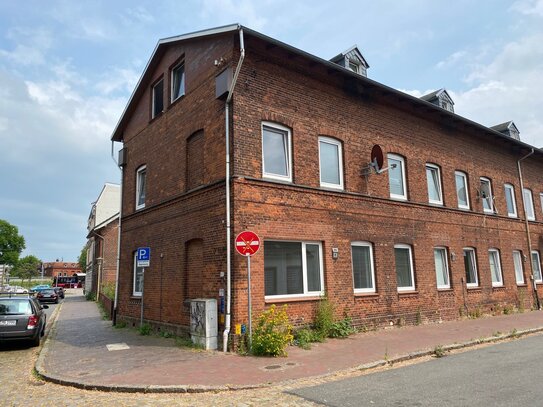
223,26,245,352
517,148,540,310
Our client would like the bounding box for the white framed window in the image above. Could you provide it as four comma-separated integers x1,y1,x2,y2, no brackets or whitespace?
463,247,478,287
387,154,407,200
504,184,517,217
489,249,503,287
480,177,494,213
319,136,343,190
426,164,443,205
455,171,470,209
264,241,324,299
133,252,144,297
351,242,376,293
532,251,542,282
434,247,450,289
523,188,535,220
513,250,525,285
152,78,164,118
394,244,415,291
171,62,185,102
136,165,147,210
261,122,292,182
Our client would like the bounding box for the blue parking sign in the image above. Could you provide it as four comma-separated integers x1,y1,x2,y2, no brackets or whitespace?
137,247,150,267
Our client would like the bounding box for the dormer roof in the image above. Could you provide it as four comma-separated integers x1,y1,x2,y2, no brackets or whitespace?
420,88,454,113
491,121,520,141
330,45,369,77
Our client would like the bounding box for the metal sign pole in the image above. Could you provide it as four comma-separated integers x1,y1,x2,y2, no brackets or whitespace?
140,268,145,327
247,255,252,350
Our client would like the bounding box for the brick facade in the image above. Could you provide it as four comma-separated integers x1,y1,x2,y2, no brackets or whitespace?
43,262,80,278
113,27,543,342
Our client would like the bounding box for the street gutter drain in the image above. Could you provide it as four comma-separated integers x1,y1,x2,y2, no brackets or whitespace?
264,365,282,370
106,343,130,351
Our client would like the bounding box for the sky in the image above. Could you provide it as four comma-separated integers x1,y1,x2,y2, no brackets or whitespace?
0,0,542,262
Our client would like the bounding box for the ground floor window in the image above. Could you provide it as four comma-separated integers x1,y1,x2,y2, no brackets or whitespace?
513,250,524,285
351,242,375,293
394,244,415,291
464,248,478,287
133,252,144,296
489,249,503,287
264,241,323,298
532,251,542,282
434,247,450,289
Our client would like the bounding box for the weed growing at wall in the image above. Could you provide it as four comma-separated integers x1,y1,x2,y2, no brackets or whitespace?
252,305,293,357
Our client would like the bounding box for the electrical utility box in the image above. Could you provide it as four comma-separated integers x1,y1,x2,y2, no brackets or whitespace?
190,298,217,350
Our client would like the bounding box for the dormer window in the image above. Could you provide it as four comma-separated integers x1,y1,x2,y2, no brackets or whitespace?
349,61,360,73
330,45,369,78
420,89,454,113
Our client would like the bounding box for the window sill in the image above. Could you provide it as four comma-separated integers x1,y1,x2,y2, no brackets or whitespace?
516,283,527,287
492,285,505,289
354,292,379,298
466,286,482,291
265,296,322,304
149,111,164,124
130,296,142,300
398,290,418,296
437,288,453,292
169,94,185,108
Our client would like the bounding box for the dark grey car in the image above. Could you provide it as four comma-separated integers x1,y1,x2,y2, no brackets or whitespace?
0,294,48,347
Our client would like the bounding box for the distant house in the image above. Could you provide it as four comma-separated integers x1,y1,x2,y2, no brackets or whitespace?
43,262,80,278
86,183,120,298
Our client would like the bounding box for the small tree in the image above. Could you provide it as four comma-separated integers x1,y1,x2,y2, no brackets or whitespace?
78,244,87,272
0,219,25,266
12,255,41,285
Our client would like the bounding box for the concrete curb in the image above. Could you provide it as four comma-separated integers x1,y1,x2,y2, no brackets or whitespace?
34,301,63,376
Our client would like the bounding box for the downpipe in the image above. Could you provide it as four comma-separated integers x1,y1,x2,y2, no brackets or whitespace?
223,26,245,352
111,141,123,325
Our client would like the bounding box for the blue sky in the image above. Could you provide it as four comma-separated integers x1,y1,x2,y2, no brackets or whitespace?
1,0,542,262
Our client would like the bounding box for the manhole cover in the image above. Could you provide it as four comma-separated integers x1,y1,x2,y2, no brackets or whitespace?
106,343,130,351
264,364,282,370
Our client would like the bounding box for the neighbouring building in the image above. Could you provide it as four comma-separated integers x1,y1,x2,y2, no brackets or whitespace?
110,24,543,349
43,262,81,278
86,183,120,298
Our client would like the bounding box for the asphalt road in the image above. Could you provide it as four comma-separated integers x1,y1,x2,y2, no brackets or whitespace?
290,333,543,407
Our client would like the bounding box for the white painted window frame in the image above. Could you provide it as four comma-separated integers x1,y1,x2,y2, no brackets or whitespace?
532,251,542,283
523,188,535,221
434,247,450,289
426,163,443,205
261,122,292,182
170,61,185,103
504,183,518,218
513,250,525,285
136,165,147,210
394,244,415,292
318,136,344,190
387,154,407,201
151,78,164,119
351,241,376,293
264,240,325,300
455,171,470,210
489,249,504,287
463,247,479,288
480,177,494,214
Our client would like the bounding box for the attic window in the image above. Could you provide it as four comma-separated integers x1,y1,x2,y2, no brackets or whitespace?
349,60,360,73
441,99,453,112
152,79,164,118
171,62,185,102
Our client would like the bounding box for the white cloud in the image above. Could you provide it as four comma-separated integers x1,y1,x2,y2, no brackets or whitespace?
0,27,53,66
511,0,543,16
436,51,467,69
199,0,267,31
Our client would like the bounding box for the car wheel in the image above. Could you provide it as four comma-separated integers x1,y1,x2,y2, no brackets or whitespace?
31,334,41,347
55,299,58,304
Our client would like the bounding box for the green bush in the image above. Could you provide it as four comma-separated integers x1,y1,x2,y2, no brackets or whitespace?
329,317,356,338
139,323,152,336
85,291,96,301
101,282,116,300
314,296,334,337
294,328,314,350
252,305,293,357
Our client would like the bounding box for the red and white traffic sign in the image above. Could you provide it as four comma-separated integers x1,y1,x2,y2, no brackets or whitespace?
235,231,261,257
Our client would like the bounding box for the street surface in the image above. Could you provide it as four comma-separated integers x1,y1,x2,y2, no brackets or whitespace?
291,333,543,406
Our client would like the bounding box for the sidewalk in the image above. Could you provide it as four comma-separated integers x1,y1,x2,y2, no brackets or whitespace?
36,292,543,392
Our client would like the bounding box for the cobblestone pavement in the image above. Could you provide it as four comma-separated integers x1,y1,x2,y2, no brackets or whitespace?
0,341,321,406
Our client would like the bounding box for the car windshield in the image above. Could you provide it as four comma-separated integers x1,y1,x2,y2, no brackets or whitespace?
0,299,33,315
40,289,55,294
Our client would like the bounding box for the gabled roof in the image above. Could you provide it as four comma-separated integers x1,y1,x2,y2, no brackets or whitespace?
110,24,542,158
330,45,370,69
420,88,453,105
490,121,518,133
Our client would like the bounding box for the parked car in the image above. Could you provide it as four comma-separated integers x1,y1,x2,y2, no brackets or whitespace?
10,286,28,294
0,293,48,347
53,287,65,299
36,289,58,304
30,284,51,293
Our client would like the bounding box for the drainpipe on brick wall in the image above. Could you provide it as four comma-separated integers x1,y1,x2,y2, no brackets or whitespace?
223,26,245,352
517,148,540,310
111,141,123,325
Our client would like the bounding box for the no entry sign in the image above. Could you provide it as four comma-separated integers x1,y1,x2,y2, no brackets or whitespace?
235,231,261,257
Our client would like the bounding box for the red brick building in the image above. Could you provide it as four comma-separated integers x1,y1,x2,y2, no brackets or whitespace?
111,25,543,349
44,262,81,278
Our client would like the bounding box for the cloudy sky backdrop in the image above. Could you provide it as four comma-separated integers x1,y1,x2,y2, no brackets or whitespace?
1,0,542,261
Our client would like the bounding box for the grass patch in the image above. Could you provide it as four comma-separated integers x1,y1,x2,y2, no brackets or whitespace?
114,320,127,329
138,323,152,336
433,345,446,358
